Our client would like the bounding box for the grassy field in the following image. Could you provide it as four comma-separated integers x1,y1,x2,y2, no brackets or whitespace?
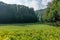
0,23,60,40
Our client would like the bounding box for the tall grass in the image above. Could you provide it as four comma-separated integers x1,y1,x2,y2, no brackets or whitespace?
0,24,60,40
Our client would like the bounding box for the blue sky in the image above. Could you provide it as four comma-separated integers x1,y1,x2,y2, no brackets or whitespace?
0,0,52,10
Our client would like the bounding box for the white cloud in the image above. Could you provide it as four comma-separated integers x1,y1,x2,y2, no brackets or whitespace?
0,0,52,10
41,0,52,9
24,0,40,10
42,0,52,5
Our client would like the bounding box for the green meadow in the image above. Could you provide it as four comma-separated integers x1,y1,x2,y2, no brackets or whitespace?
0,24,60,40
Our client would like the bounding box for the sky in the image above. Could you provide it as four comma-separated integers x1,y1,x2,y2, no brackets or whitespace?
0,0,52,10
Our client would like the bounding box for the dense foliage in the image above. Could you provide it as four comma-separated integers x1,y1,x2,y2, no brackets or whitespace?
43,0,60,26
0,2,38,23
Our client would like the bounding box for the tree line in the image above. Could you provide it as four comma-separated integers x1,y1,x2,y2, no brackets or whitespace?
43,0,60,26
0,0,60,26
0,2,38,23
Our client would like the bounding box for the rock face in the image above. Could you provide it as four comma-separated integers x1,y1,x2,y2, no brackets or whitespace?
0,2,38,23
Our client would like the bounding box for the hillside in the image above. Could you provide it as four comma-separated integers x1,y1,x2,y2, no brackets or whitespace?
35,9,45,21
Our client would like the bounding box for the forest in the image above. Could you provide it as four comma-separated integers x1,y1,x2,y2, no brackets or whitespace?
0,2,38,23
0,0,60,26
43,0,60,26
